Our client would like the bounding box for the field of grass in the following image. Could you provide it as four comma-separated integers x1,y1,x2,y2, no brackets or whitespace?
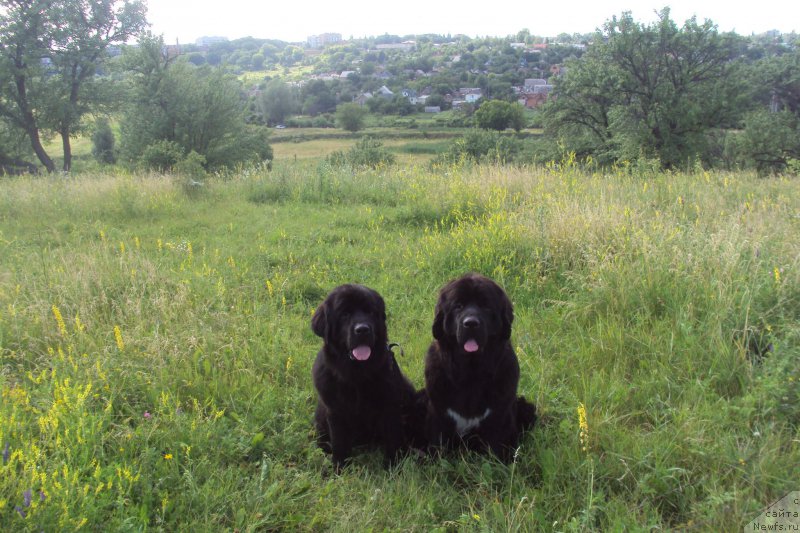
271,136,450,165
1,160,798,531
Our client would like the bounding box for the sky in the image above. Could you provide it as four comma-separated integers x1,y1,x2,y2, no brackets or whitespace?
146,0,799,44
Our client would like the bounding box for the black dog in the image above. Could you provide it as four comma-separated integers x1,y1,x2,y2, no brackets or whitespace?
311,284,417,469
423,273,536,460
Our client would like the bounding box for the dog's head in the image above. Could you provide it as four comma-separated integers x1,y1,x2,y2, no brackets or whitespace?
432,273,513,354
312,284,388,362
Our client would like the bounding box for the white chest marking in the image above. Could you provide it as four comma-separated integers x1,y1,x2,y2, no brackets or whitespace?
446,408,492,436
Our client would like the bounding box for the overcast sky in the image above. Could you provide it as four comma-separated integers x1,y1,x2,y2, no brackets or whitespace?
146,0,798,44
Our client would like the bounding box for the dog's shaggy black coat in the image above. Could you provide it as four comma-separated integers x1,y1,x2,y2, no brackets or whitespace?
423,273,536,460
311,284,417,468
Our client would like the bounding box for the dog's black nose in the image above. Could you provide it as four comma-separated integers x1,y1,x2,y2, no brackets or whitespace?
462,316,481,329
354,323,372,335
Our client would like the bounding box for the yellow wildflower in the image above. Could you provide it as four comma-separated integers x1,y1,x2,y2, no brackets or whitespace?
114,326,124,351
577,402,589,453
52,305,67,337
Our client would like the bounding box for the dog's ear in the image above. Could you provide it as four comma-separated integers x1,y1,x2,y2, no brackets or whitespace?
375,291,387,322
311,300,329,339
432,297,446,340
373,289,388,338
499,289,514,340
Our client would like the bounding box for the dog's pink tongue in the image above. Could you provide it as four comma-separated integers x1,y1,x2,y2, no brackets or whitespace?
352,345,372,361
464,339,480,353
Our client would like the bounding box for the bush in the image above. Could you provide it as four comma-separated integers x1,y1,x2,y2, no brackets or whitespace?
335,103,367,133
312,115,335,128
174,151,207,180
326,136,395,169
140,140,184,172
475,100,526,132
91,118,117,165
432,130,522,166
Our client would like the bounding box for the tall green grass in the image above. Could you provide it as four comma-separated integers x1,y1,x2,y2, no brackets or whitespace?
1,162,798,531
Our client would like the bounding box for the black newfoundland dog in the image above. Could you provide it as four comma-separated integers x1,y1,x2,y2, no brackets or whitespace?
311,284,417,469
423,273,536,460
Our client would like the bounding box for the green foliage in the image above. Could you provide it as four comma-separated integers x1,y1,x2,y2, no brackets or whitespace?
335,102,368,133
327,136,395,169
91,118,117,165
475,99,526,131
736,110,800,175
258,78,296,125
432,130,522,166
119,35,273,171
0,121,36,174
545,8,748,169
174,151,208,179
0,0,147,172
139,140,184,172
301,79,338,116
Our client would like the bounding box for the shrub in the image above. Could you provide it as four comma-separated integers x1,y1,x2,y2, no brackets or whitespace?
335,103,367,133
91,118,117,164
174,151,207,180
432,130,522,166
140,140,184,172
326,136,395,169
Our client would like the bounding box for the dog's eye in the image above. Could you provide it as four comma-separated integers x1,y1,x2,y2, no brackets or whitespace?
341,312,351,320
453,303,464,311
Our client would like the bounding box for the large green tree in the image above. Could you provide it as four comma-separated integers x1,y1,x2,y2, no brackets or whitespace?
546,9,746,168
119,35,272,170
0,0,146,172
0,0,57,172
258,78,296,125
47,0,147,171
335,102,367,133
475,99,525,131
734,48,800,174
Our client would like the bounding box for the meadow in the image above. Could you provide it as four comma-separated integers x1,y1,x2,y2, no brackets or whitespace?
0,157,798,531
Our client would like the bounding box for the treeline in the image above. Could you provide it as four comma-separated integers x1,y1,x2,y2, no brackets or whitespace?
250,9,800,174
1,2,799,175
0,1,272,176
544,9,800,174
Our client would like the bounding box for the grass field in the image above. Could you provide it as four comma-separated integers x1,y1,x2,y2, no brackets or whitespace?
271,136,450,164
1,159,798,531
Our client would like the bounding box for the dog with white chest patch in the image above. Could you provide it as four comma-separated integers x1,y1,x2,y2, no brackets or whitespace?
422,273,536,460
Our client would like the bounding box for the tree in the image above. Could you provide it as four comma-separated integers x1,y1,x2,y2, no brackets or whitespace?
119,35,273,170
0,0,146,173
335,102,367,132
546,9,746,168
736,109,800,175
302,79,337,116
733,47,800,174
47,0,147,171
0,0,58,172
475,100,526,131
258,78,295,125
